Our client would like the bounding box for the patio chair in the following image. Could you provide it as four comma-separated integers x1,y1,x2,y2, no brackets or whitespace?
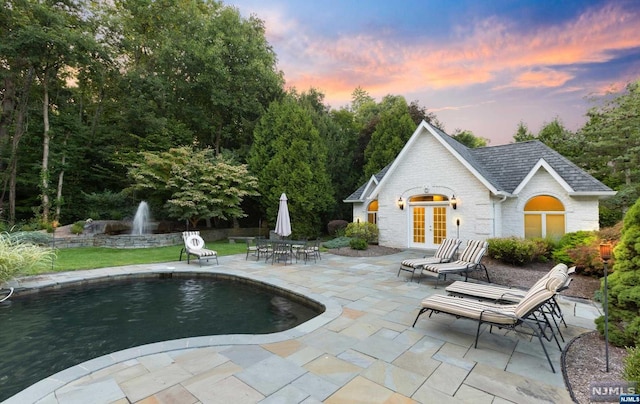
271,241,295,265
398,238,462,281
444,263,574,341
182,232,218,266
418,240,490,287
245,238,259,260
413,268,569,373
299,240,320,264
256,238,273,261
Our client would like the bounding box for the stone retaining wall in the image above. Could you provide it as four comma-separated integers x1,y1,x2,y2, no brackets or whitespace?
52,227,264,249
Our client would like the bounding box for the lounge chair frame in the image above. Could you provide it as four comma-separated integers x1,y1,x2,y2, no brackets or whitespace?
180,231,219,266
419,240,490,287
444,264,573,341
413,269,569,373
398,238,462,281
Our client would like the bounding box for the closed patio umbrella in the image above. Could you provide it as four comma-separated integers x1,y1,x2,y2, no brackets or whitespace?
274,193,292,238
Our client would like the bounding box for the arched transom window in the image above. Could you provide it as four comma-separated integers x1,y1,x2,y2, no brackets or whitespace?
367,200,378,224
524,195,565,239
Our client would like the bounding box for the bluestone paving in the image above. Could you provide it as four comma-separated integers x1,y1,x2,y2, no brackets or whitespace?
3,251,595,403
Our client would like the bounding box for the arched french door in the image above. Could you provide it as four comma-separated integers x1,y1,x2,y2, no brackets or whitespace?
408,195,449,249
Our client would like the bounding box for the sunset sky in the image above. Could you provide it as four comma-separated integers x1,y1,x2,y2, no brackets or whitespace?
227,0,640,145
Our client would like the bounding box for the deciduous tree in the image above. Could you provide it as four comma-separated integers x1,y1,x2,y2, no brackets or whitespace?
128,147,258,228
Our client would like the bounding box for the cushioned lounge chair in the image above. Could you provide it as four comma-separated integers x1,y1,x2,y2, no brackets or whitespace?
418,240,490,287
445,263,574,341
181,231,218,266
398,238,462,281
445,263,572,303
413,269,569,373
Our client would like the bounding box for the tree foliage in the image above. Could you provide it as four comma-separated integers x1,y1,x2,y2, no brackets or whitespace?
596,197,640,347
249,94,333,237
451,129,488,148
579,80,640,224
513,121,535,142
128,147,258,228
363,95,415,179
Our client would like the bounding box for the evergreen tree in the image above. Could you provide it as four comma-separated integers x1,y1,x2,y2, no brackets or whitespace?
513,121,535,142
579,80,640,222
595,197,640,347
249,95,333,237
363,95,414,179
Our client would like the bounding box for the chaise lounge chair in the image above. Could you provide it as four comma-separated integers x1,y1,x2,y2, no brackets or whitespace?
398,238,462,281
181,231,219,266
444,263,574,341
413,268,569,373
418,240,490,287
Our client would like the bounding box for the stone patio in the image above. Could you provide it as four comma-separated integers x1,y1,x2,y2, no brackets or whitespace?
4,250,600,403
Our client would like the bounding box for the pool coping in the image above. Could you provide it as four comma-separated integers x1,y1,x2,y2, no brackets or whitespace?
3,263,342,404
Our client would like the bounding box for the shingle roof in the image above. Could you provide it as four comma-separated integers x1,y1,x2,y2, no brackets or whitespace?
346,126,613,200
470,140,612,193
344,164,391,201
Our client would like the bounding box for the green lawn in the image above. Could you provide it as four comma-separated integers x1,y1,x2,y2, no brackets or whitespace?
50,241,247,272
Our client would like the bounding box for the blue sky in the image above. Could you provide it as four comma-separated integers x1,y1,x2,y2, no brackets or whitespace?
227,0,640,144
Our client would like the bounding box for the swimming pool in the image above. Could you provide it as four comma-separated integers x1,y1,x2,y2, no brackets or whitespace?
0,273,322,401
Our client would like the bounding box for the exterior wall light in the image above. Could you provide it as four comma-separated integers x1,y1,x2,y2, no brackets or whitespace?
398,197,404,210
450,195,457,210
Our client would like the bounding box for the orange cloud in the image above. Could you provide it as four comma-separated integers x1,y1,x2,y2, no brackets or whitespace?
264,2,640,104
507,68,575,89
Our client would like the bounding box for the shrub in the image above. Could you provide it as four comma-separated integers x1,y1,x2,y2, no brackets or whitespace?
598,221,623,243
345,222,378,244
322,237,352,249
552,231,613,275
552,231,597,264
71,221,85,235
349,238,368,250
0,233,56,284
5,231,52,246
624,345,640,384
327,220,349,237
487,237,537,265
595,197,640,347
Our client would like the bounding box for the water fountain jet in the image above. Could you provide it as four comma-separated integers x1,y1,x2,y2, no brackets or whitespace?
131,201,150,235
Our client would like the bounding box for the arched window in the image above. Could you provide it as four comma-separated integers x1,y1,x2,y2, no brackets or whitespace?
524,195,565,239
367,200,378,224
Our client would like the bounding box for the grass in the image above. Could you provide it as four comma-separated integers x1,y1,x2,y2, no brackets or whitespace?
50,241,247,272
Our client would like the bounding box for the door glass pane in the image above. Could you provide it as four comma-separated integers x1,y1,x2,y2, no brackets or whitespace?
524,214,542,238
367,213,377,224
432,207,447,244
413,207,425,243
546,214,565,239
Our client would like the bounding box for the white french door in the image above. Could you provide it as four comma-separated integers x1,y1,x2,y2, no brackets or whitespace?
409,205,447,249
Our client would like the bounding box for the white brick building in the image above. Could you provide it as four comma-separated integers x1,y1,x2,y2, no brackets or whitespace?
345,121,615,250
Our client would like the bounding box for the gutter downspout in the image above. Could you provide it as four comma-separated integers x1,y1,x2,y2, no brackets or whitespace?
493,193,508,238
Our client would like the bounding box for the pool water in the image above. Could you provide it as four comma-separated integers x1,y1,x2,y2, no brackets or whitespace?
0,276,320,401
